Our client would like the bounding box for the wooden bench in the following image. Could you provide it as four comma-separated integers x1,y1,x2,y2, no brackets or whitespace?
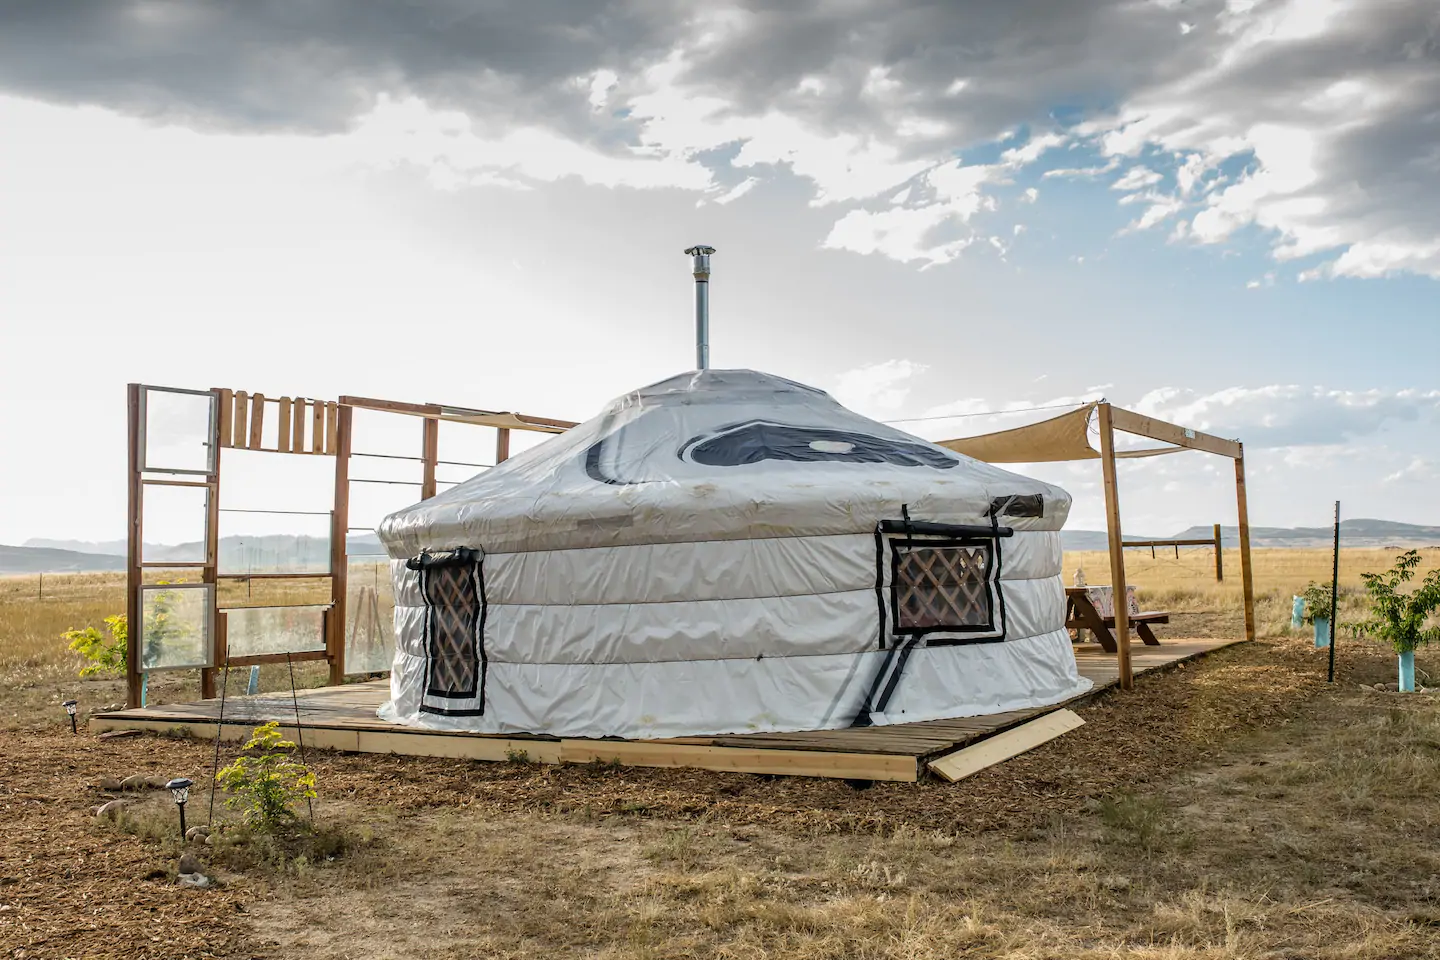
1064,588,1168,653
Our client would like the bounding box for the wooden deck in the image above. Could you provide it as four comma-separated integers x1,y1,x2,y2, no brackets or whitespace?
91,637,1245,783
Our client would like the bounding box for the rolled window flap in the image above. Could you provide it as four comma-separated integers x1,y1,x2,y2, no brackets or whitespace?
406,546,482,571
986,494,1044,519
878,519,1013,538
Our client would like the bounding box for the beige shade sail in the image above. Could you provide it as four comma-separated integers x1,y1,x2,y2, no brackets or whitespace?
937,403,1180,463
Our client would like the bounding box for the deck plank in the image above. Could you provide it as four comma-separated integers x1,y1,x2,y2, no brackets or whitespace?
91,637,1245,780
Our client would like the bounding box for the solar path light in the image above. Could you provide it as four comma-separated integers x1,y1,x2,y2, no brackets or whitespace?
63,699,78,734
166,777,194,837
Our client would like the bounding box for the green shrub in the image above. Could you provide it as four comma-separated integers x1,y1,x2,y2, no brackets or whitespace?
1356,550,1440,655
216,721,317,833
63,614,127,677
140,581,195,670
1299,581,1334,625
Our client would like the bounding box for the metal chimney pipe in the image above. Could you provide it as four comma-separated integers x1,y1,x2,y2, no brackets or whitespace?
684,245,715,370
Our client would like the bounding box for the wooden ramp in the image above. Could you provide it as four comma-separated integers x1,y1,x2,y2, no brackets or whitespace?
91,638,1244,783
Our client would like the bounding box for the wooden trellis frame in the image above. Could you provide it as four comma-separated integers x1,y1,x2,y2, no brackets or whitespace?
1093,404,1253,691
940,402,1255,692
124,383,576,708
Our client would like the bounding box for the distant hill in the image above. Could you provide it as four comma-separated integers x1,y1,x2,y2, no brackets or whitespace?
15,519,1440,573
1064,518,1440,551
0,545,127,574
23,538,129,556
13,532,388,574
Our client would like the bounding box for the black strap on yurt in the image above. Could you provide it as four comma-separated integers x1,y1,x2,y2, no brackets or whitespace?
851,505,1015,727
405,547,481,571
851,505,917,728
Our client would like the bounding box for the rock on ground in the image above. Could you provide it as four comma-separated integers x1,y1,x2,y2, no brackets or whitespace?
94,799,131,818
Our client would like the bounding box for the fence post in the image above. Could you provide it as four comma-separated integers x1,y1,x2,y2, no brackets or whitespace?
1213,523,1223,582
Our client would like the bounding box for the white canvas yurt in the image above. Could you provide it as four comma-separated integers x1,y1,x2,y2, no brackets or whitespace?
375,368,1091,739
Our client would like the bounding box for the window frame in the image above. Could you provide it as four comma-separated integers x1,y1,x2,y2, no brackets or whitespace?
886,534,1005,643
414,551,487,715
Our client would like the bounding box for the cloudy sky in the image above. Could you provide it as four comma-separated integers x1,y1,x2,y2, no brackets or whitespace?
2,0,1438,546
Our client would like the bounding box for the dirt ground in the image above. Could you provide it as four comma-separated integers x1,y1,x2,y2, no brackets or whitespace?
4,635,1439,959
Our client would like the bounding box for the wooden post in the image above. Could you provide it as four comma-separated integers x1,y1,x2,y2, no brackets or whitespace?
217,389,234,447
312,401,325,454
277,397,293,452
328,403,353,685
125,384,144,709
292,399,307,453
1235,448,1256,642
233,391,249,449
421,417,439,499
200,391,222,699
248,393,265,449
495,427,511,464
1096,403,1133,690
1213,522,1224,582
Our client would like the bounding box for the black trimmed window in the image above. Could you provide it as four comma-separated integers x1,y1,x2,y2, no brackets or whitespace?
890,537,999,638
413,553,484,706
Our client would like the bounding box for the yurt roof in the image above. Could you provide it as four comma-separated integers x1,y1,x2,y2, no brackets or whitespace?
376,369,1071,558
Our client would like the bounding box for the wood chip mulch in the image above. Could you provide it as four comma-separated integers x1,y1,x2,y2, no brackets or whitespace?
0,635,1352,958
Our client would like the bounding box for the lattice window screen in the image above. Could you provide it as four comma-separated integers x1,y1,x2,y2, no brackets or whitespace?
894,544,992,631
422,564,480,699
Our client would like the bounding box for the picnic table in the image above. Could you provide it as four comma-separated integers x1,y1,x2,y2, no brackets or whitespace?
1065,586,1168,653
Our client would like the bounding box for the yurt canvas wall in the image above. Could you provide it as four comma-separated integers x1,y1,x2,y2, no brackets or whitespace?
376,369,1090,739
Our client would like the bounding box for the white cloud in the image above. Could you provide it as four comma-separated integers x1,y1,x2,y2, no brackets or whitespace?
1086,1,1440,277
823,160,1001,265
586,69,619,110
350,95,714,192
1043,157,1122,180
1132,384,1440,447
1122,193,1185,232
1113,166,1163,191
1384,457,1440,484
823,205,972,266
1000,131,1067,166
832,360,929,412
627,55,933,207
4,0,1436,280
698,176,758,206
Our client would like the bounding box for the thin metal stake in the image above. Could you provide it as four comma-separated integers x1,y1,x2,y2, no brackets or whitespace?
1327,501,1340,683
285,653,315,823
207,660,231,824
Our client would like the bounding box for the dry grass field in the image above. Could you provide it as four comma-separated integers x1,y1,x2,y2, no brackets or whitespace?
3,549,1439,958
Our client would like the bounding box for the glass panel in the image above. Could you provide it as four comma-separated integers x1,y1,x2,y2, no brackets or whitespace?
143,388,216,474
349,454,424,484
348,482,423,533
436,419,495,470
347,529,384,557
225,605,328,658
350,407,427,458
218,510,331,575
140,584,212,670
345,556,395,674
141,483,208,563
221,448,333,513
219,576,330,609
